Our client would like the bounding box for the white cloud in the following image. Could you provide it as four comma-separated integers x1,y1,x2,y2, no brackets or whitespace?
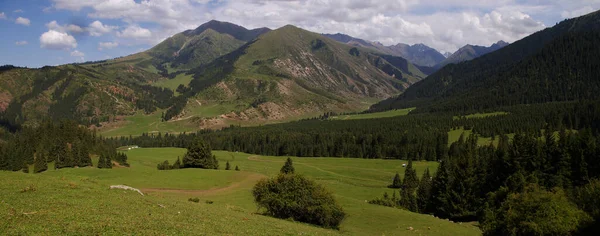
0,12,6,19
47,0,600,53
14,9,24,13
47,20,85,33
40,30,77,50
88,20,117,36
15,17,30,26
98,41,119,50
561,6,595,19
70,50,85,57
71,50,85,62
15,41,28,46
117,25,152,39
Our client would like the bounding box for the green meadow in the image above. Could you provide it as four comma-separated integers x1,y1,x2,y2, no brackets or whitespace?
1,148,480,235
330,108,415,120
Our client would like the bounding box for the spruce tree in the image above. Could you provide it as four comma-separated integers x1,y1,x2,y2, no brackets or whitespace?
429,159,451,218
280,157,295,174
171,157,181,169
225,161,231,170
402,160,419,190
399,160,419,212
182,140,219,169
388,173,402,188
33,152,48,173
235,165,240,171
416,168,432,213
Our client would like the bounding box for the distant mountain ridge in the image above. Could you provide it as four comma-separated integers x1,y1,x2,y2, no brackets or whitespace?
436,40,509,68
323,33,445,67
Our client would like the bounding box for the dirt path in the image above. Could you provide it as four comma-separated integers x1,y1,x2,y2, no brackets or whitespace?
141,172,266,196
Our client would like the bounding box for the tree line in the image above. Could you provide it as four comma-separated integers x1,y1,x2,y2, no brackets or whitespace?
371,130,600,235
0,120,128,172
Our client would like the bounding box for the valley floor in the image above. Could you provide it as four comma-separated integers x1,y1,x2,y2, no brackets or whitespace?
1,148,481,235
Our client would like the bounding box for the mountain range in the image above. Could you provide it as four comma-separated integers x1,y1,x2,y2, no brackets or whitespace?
0,21,427,128
435,40,509,68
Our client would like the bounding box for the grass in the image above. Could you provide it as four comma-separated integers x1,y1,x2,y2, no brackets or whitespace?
329,108,415,120
1,148,481,235
453,112,509,120
99,111,199,137
153,74,194,91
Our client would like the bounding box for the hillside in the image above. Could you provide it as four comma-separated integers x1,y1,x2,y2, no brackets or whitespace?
0,22,426,131
435,40,508,68
371,10,600,113
323,33,445,67
160,25,426,124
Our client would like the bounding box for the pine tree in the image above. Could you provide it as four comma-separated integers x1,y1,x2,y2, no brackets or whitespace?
403,160,419,190
78,143,92,167
429,159,451,218
280,157,295,174
235,165,240,171
417,168,432,213
225,161,231,170
33,152,48,173
182,140,219,169
171,157,181,169
388,172,402,188
399,160,419,212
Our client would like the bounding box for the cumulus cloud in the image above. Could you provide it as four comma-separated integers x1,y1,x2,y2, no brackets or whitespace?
88,20,117,36
0,12,6,20
117,25,152,39
46,20,85,34
71,50,85,62
70,50,85,57
98,41,119,50
40,30,77,50
48,0,600,53
15,17,30,26
15,41,28,46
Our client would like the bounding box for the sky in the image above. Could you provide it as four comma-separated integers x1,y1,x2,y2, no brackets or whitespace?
0,0,598,68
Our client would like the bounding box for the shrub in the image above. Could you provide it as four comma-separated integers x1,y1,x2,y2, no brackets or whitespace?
225,161,231,170
235,165,240,171
252,174,345,229
205,200,214,204
481,184,591,236
188,197,200,203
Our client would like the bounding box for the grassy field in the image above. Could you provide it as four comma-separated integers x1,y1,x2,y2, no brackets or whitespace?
153,74,194,92
1,148,481,235
330,108,415,120
453,112,509,120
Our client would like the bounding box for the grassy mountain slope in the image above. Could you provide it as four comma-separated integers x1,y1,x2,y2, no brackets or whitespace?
0,64,167,126
163,25,426,125
370,10,600,113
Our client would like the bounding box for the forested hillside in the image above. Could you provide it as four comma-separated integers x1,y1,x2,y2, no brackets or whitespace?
371,10,600,113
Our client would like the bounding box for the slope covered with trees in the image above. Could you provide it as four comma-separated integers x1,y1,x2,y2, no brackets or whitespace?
371,10,600,113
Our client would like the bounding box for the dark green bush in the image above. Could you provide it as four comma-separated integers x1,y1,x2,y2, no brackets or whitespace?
252,174,345,229
188,197,200,203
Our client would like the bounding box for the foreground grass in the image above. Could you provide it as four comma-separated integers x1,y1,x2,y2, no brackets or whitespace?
1,148,481,235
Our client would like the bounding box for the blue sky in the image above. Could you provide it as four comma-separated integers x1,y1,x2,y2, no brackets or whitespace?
0,0,598,68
